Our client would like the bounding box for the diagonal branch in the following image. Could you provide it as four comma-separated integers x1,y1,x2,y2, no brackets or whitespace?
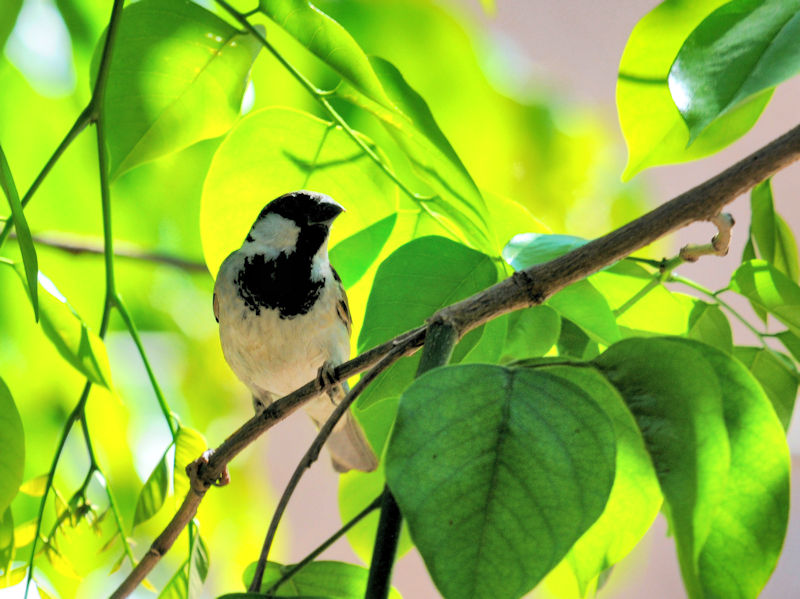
107,121,800,599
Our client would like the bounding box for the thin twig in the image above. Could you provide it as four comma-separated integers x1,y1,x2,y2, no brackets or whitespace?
107,121,800,599
248,342,412,592
679,212,735,261
262,493,384,595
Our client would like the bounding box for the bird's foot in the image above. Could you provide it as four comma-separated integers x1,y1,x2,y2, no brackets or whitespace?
316,360,338,404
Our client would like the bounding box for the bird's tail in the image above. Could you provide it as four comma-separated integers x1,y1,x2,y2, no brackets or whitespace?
305,385,378,473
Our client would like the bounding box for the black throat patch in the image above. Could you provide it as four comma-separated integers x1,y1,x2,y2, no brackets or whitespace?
235,224,328,319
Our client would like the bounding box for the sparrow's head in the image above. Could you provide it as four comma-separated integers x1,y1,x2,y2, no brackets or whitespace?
245,190,345,251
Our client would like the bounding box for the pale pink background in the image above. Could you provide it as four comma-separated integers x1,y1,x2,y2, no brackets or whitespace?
261,2,800,598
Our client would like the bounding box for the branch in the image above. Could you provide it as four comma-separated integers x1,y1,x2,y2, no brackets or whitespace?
107,122,800,598
13,232,208,273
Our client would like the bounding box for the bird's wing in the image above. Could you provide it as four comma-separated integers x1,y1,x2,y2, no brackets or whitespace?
331,266,351,337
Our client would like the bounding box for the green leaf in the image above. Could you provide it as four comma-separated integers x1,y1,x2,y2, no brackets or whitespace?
617,0,771,179
244,560,402,598
173,427,207,504
18,475,47,497
687,301,733,353
501,306,561,362
329,213,397,288
594,338,730,598
776,330,800,362
201,107,398,274
0,378,24,516
749,179,799,281
258,0,393,109
548,280,620,346
668,339,790,598
0,145,38,321
133,448,170,528
338,57,493,252
557,319,599,360
357,236,497,409
669,0,800,141
0,507,13,579
17,269,112,388
385,364,616,599
0,0,22,51
729,260,800,333
161,527,209,599
538,366,661,597
502,232,586,270
93,0,262,178
734,347,798,430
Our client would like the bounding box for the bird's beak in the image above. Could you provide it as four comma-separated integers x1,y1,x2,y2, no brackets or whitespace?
310,200,346,224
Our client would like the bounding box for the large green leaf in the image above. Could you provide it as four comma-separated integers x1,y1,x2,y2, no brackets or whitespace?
729,260,800,333
258,0,393,109
201,107,398,274
500,306,561,362
0,378,24,516
94,0,262,178
19,269,112,388
133,447,170,528
669,0,800,141
748,179,799,281
329,213,396,288
594,338,730,598
670,340,790,598
539,366,661,597
337,57,493,252
687,301,733,353
548,280,620,346
244,560,402,598
734,347,798,430
0,145,38,320
386,364,616,599
356,236,497,409
617,0,771,179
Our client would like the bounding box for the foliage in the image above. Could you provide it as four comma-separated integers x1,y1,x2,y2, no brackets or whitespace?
0,0,798,598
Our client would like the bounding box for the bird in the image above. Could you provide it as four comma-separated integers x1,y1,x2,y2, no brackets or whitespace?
212,190,378,473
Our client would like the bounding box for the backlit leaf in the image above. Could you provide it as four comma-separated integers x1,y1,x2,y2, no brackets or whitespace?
729,260,800,333
734,347,798,430
687,301,733,353
0,377,24,516
133,448,170,528
173,427,207,504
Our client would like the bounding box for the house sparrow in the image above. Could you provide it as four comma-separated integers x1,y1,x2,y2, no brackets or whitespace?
213,190,378,472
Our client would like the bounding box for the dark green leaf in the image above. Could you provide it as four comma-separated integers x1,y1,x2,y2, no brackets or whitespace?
669,0,800,141
133,448,170,528
338,57,493,252
17,269,112,388
0,0,22,51
357,236,497,409
749,179,799,281
244,560,401,598
0,145,38,320
501,233,586,270
729,260,800,333
687,301,733,353
201,107,398,275
501,306,561,362
548,280,620,346
557,318,599,360
93,0,262,178
734,347,798,430
258,0,393,109
386,364,616,599
0,507,13,577
329,213,397,287
594,338,730,598
537,366,661,596
617,0,770,179
670,339,790,599
776,330,800,363
0,377,24,516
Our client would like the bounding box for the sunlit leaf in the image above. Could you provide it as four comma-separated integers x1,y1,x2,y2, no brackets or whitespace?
687,301,733,353
0,565,25,588
734,347,798,430
501,306,561,362
173,427,207,504
617,0,770,179
201,107,398,274
356,236,497,409
133,448,170,528
749,179,799,281
244,560,402,597
729,260,800,333
548,280,620,346
594,338,730,598
776,330,800,362
92,0,262,178
16,269,112,388
386,364,616,598
0,377,24,516
329,213,397,288
0,145,38,320
540,366,661,597
258,0,393,109
669,0,800,141
45,544,81,580
0,507,13,579
18,475,47,497
13,520,36,549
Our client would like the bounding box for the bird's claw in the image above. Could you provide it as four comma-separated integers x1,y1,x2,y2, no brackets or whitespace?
187,449,230,489
316,360,338,403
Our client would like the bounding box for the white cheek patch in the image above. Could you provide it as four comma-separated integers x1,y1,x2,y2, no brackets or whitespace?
247,213,300,253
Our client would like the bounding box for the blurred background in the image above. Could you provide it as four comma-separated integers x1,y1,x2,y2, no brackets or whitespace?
0,0,797,597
